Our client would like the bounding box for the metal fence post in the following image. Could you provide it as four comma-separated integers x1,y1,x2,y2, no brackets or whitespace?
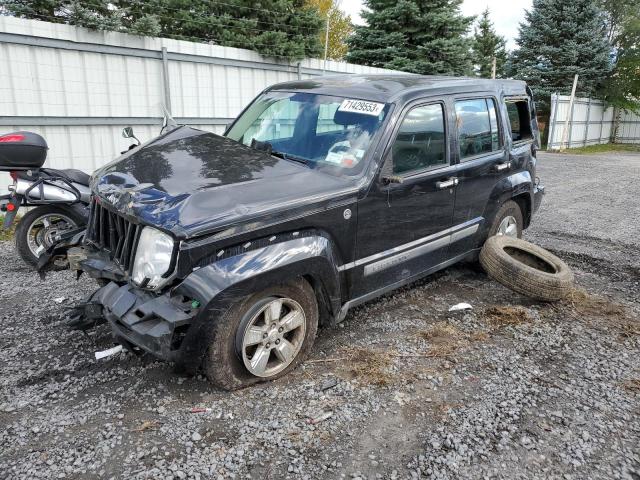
161,46,172,115
297,62,302,80
598,101,605,145
547,94,559,150
583,98,591,147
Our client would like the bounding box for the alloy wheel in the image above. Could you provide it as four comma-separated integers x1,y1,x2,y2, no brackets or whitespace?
496,215,518,238
240,297,306,378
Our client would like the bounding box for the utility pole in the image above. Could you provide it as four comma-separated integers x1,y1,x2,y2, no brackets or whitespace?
491,57,497,79
323,13,330,73
559,74,579,151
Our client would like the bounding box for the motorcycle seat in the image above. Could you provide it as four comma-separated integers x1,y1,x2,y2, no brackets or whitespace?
17,168,91,186
55,169,91,186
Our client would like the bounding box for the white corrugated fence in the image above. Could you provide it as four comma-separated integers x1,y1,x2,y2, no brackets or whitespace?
0,16,401,191
547,93,640,150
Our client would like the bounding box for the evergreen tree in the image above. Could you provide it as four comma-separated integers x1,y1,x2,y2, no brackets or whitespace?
472,9,507,78
600,0,640,111
346,0,474,75
508,0,612,114
2,0,323,60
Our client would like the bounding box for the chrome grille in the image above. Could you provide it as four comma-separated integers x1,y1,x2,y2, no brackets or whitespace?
86,197,141,272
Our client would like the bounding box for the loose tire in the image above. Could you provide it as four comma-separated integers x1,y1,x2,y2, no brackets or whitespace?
204,279,318,390
480,236,574,302
14,206,85,268
488,200,523,239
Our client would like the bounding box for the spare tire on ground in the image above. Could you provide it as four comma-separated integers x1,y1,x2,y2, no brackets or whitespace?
480,236,574,302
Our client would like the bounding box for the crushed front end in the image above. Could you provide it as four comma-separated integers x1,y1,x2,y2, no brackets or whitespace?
68,197,204,365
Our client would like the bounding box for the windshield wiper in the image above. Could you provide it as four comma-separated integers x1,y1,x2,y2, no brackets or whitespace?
271,150,309,166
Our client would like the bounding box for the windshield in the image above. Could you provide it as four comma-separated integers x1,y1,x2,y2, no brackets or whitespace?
225,91,390,176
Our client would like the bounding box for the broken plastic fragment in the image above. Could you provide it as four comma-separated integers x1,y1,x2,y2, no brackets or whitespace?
95,345,123,360
191,300,200,309
449,302,473,312
53,297,66,304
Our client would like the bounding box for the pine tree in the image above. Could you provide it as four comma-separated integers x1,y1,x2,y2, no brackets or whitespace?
508,0,612,114
600,0,640,111
2,0,323,60
346,0,474,75
471,9,507,78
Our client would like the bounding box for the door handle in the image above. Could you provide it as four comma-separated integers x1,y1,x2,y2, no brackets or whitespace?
436,177,459,190
494,161,511,172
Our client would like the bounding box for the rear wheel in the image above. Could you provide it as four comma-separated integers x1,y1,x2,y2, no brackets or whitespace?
204,279,318,390
488,200,523,239
14,206,84,268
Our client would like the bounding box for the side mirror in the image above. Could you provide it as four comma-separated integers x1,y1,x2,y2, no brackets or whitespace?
382,175,404,185
122,126,140,146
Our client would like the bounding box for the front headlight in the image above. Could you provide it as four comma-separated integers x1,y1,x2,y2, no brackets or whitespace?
132,227,175,289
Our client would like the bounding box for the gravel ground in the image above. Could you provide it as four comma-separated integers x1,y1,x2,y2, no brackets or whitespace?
1,151,639,479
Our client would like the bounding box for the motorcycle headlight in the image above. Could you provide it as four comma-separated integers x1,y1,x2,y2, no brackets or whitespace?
131,227,175,289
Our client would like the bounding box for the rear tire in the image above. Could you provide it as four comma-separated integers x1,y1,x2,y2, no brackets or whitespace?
488,200,523,239
14,206,85,268
204,279,318,390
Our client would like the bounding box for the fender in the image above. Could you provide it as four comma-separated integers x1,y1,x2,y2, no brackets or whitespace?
172,233,343,371
481,169,533,237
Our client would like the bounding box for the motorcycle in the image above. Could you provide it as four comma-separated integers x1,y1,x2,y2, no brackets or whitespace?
0,131,91,268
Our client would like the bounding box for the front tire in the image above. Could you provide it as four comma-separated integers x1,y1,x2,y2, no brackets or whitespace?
14,206,84,268
204,279,318,390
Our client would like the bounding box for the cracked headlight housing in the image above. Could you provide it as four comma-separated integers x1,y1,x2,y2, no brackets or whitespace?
132,227,175,289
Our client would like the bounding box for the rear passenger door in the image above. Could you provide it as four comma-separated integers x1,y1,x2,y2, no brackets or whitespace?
449,96,509,256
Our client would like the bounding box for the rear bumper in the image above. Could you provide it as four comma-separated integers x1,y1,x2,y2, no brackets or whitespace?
533,183,545,213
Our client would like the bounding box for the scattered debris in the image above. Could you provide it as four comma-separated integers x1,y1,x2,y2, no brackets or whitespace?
307,411,333,425
94,345,123,360
191,432,202,442
52,297,66,304
132,420,158,432
190,407,212,414
449,302,473,312
320,377,338,391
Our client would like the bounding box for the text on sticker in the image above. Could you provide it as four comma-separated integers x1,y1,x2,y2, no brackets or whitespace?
338,99,385,117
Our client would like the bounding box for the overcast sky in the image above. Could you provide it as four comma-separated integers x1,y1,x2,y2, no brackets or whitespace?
340,0,533,50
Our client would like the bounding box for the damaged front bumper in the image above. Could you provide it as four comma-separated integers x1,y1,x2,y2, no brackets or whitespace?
88,282,198,362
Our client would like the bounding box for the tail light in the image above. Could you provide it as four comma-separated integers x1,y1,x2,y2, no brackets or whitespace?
0,134,25,143
9,171,17,181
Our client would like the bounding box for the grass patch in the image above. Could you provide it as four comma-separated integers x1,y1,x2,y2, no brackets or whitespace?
483,305,533,326
417,321,472,358
565,288,628,319
622,379,640,393
348,347,393,386
0,214,18,241
560,144,640,155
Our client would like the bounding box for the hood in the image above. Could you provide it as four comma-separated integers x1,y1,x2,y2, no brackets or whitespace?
92,127,355,238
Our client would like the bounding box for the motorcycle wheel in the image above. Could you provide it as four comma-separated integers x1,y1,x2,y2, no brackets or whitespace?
14,206,85,268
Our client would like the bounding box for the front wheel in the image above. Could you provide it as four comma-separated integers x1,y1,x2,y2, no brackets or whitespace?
204,279,318,390
14,206,85,268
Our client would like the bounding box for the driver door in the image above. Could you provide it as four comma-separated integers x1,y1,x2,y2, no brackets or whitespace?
352,100,458,297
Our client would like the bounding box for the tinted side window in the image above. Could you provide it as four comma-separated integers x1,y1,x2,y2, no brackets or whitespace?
455,98,501,160
392,104,447,175
506,101,533,142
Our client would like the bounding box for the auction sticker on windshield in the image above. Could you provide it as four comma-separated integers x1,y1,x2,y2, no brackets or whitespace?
338,99,385,116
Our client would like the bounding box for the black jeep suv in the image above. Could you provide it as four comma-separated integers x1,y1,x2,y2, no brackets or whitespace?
76,75,544,389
